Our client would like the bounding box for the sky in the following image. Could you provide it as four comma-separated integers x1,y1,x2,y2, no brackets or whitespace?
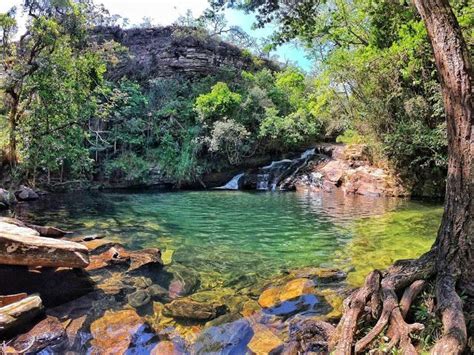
0,0,313,71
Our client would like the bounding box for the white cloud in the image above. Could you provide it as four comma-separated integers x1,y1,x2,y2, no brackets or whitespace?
0,0,209,26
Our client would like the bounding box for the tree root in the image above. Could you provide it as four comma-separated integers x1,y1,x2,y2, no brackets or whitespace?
329,250,438,355
328,248,469,354
431,273,467,355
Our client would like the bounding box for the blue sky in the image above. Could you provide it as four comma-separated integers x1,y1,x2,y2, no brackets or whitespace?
1,0,313,71
224,9,313,71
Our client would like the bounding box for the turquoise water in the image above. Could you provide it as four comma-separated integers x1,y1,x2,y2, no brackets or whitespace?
12,190,442,291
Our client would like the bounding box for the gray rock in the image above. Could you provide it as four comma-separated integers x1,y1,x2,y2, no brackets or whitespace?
15,185,39,201
0,188,16,209
128,289,151,308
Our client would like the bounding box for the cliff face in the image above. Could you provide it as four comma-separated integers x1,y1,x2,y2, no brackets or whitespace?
92,26,277,82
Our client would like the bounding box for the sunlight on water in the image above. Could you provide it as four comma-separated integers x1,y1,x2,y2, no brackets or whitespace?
12,190,442,291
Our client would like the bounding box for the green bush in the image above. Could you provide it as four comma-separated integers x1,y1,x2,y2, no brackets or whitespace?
104,152,150,184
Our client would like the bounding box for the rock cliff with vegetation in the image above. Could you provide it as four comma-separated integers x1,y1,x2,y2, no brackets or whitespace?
91,26,278,82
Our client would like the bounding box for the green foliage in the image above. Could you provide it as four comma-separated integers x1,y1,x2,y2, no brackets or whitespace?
195,82,242,122
104,151,150,184
336,130,364,144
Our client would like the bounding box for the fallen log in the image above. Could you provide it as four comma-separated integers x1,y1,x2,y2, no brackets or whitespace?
0,232,89,268
0,295,43,335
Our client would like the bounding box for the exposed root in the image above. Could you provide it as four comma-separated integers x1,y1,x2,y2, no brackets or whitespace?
328,270,381,354
329,250,437,355
431,273,467,355
355,281,425,354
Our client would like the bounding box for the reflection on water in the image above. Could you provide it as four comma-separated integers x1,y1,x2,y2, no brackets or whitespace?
8,190,442,290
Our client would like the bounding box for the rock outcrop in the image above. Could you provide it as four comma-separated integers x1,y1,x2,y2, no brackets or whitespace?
222,144,409,197
291,144,409,197
92,26,278,83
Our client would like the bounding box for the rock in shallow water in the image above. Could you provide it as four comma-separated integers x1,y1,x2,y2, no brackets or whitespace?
192,318,253,354
128,289,152,308
247,323,284,355
163,299,228,321
11,316,67,353
258,278,316,309
89,309,156,354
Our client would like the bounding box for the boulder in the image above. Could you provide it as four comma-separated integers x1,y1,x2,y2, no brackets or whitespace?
15,185,39,201
86,244,162,272
10,316,67,353
163,299,227,321
151,340,185,355
89,309,156,354
0,295,43,335
0,231,89,268
320,160,345,184
0,188,16,210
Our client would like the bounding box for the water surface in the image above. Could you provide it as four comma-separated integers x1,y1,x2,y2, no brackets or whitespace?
11,190,442,290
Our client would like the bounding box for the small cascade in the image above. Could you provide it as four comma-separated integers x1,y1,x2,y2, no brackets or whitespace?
256,148,317,191
218,173,244,190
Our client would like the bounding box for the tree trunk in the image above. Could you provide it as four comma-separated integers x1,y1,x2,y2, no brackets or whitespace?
412,1,473,353
7,95,19,166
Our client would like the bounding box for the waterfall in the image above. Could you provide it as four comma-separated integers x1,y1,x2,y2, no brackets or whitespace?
256,148,316,191
218,173,244,190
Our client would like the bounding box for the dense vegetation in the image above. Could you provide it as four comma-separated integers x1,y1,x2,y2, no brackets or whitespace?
0,0,472,196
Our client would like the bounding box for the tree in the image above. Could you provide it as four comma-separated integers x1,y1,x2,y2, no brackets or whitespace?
219,0,472,353
0,0,103,169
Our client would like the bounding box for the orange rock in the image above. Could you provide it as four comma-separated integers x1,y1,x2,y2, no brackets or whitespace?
241,300,261,317
89,309,144,354
279,278,315,302
151,341,178,355
257,287,280,308
258,278,315,308
247,324,283,354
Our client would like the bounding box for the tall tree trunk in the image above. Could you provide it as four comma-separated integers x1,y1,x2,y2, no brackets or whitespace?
7,93,19,166
412,1,473,353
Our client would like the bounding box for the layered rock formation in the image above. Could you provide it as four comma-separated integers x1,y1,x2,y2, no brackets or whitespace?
91,26,278,83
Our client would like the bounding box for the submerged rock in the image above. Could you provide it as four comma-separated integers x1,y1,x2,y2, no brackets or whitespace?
166,264,200,299
258,278,316,309
192,318,253,354
248,323,284,355
289,267,347,284
10,316,67,353
128,289,152,308
163,299,227,321
89,309,156,354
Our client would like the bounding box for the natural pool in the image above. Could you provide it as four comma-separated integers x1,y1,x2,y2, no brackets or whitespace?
13,189,442,290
